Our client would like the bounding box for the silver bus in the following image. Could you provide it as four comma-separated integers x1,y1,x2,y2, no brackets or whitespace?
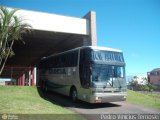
37,46,127,103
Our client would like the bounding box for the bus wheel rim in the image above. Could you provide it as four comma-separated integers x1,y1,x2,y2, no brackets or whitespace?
72,90,77,101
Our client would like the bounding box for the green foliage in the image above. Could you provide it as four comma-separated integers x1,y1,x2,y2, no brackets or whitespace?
141,85,150,91
147,83,157,91
129,80,138,87
1,47,15,58
140,84,157,91
0,6,31,75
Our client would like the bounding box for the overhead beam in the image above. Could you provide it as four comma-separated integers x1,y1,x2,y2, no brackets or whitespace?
14,8,89,35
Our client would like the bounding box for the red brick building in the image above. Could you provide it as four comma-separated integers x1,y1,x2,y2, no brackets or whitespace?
147,68,160,90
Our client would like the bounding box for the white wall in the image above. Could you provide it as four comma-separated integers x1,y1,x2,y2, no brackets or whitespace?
0,81,5,86
14,9,89,35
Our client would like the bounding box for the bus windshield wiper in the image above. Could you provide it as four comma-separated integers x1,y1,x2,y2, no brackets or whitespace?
117,78,122,89
103,80,112,88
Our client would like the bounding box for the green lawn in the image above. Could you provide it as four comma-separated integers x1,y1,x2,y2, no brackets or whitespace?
0,86,86,120
127,90,160,110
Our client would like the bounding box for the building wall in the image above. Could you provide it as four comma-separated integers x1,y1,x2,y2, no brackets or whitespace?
149,75,160,85
15,8,88,35
148,70,160,85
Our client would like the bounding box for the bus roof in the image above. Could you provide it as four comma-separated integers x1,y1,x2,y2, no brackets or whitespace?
41,46,122,60
86,46,122,52
68,46,122,53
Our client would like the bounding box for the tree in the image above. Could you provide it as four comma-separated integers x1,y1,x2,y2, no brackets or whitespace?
142,77,148,84
141,85,150,91
129,80,138,87
0,6,31,75
133,76,138,81
128,76,142,90
147,83,157,92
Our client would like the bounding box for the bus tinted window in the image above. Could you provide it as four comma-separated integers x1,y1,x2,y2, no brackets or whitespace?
40,50,78,68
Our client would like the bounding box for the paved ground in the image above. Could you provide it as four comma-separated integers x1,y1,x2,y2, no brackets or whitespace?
39,90,160,120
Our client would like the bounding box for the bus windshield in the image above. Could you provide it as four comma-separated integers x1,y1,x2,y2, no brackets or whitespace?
91,64,126,88
92,64,125,82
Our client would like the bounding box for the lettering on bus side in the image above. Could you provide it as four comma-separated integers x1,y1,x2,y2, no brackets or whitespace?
48,68,66,74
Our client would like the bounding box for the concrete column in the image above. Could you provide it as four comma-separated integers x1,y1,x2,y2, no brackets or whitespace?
19,77,22,86
31,67,34,86
17,78,19,86
19,78,20,86
34,67,37,85
83,11,97,46
29,70,31,86
16,79,18,85
21,75,23,86
22,74,25,86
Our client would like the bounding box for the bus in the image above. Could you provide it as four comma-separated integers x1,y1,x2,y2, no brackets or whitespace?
37,46,127,103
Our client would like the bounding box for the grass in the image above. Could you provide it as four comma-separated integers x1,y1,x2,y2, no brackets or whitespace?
0,86,86,120
127,90,160,110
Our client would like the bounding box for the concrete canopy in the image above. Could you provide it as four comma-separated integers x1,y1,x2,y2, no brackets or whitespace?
1,8,97,79
7,30,84,66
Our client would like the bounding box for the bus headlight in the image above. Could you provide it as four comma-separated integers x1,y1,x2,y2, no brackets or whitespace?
96,96,98,100
95,96,102,100
95,97,102,103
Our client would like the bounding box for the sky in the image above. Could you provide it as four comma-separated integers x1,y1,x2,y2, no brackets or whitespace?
0,0,160,77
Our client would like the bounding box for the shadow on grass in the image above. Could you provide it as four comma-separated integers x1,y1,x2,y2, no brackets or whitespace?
37,87,121,109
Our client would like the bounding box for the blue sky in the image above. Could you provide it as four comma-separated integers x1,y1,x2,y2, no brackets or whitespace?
1,0,160,76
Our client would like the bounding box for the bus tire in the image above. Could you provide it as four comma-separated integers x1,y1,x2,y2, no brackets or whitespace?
70,87,77,102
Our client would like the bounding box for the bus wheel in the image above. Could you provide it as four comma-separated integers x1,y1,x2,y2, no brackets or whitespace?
71,88,77,102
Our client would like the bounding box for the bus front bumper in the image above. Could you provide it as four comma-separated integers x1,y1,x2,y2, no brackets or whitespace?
89,93,127,103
